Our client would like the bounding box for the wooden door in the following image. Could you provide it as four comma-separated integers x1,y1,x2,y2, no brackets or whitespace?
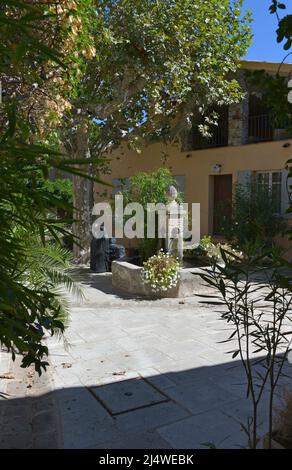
213,174,232,235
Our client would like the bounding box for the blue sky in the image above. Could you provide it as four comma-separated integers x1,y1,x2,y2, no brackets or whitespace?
243,0,292,62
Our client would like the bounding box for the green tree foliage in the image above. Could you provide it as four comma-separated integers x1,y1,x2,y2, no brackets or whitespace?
246,70,292,130
84,0,252,143
0,0,97,134
36,177,73,215
246,3,292,133
269,1,292,51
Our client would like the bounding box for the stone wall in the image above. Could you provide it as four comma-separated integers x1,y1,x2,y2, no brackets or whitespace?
228,75,249,146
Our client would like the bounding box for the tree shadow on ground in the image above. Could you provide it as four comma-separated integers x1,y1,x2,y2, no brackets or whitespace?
74,267,148,300
1,357,292,449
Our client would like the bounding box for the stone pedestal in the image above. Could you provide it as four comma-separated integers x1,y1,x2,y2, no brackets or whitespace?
166,200,184,261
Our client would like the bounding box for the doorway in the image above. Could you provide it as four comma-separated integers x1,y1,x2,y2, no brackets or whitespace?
213,174,232,235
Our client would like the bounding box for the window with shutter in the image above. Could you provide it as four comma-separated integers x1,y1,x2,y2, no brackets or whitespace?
256,170,282,214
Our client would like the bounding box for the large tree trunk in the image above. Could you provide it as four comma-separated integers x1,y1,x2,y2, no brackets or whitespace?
71,122,93,263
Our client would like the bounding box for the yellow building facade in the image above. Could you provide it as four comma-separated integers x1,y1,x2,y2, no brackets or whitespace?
94,61,292,253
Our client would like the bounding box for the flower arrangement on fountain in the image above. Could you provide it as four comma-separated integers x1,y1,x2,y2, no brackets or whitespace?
142,250,180,292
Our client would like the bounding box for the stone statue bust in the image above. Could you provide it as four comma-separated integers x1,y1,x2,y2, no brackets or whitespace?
167,185,178,202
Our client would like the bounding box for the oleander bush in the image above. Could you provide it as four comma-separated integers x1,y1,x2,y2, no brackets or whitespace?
184,236,244,265
200,246,292,449
217,181,287,249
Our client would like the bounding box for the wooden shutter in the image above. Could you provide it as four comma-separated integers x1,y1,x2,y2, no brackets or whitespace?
237,170,252,188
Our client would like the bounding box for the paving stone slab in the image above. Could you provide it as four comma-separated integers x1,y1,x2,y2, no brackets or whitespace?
115,400,190,433
107,348,172,370
157,410,248,449
139,367,177,390
90,377,168,415
164,381,240,415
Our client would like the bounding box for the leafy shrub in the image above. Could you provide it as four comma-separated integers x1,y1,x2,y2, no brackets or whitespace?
35,177,73,221
122,168,182,207
202,239,243,263
37,178,73,206
199,235,213,251
184,235,243,264
1,227,82,374
218,181,287,249
119,168,183,260
143,250,180,292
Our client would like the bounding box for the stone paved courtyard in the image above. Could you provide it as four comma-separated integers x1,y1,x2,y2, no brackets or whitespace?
1,268,292,449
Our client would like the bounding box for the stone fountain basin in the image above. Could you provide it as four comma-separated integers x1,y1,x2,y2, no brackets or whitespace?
111,259,205,298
